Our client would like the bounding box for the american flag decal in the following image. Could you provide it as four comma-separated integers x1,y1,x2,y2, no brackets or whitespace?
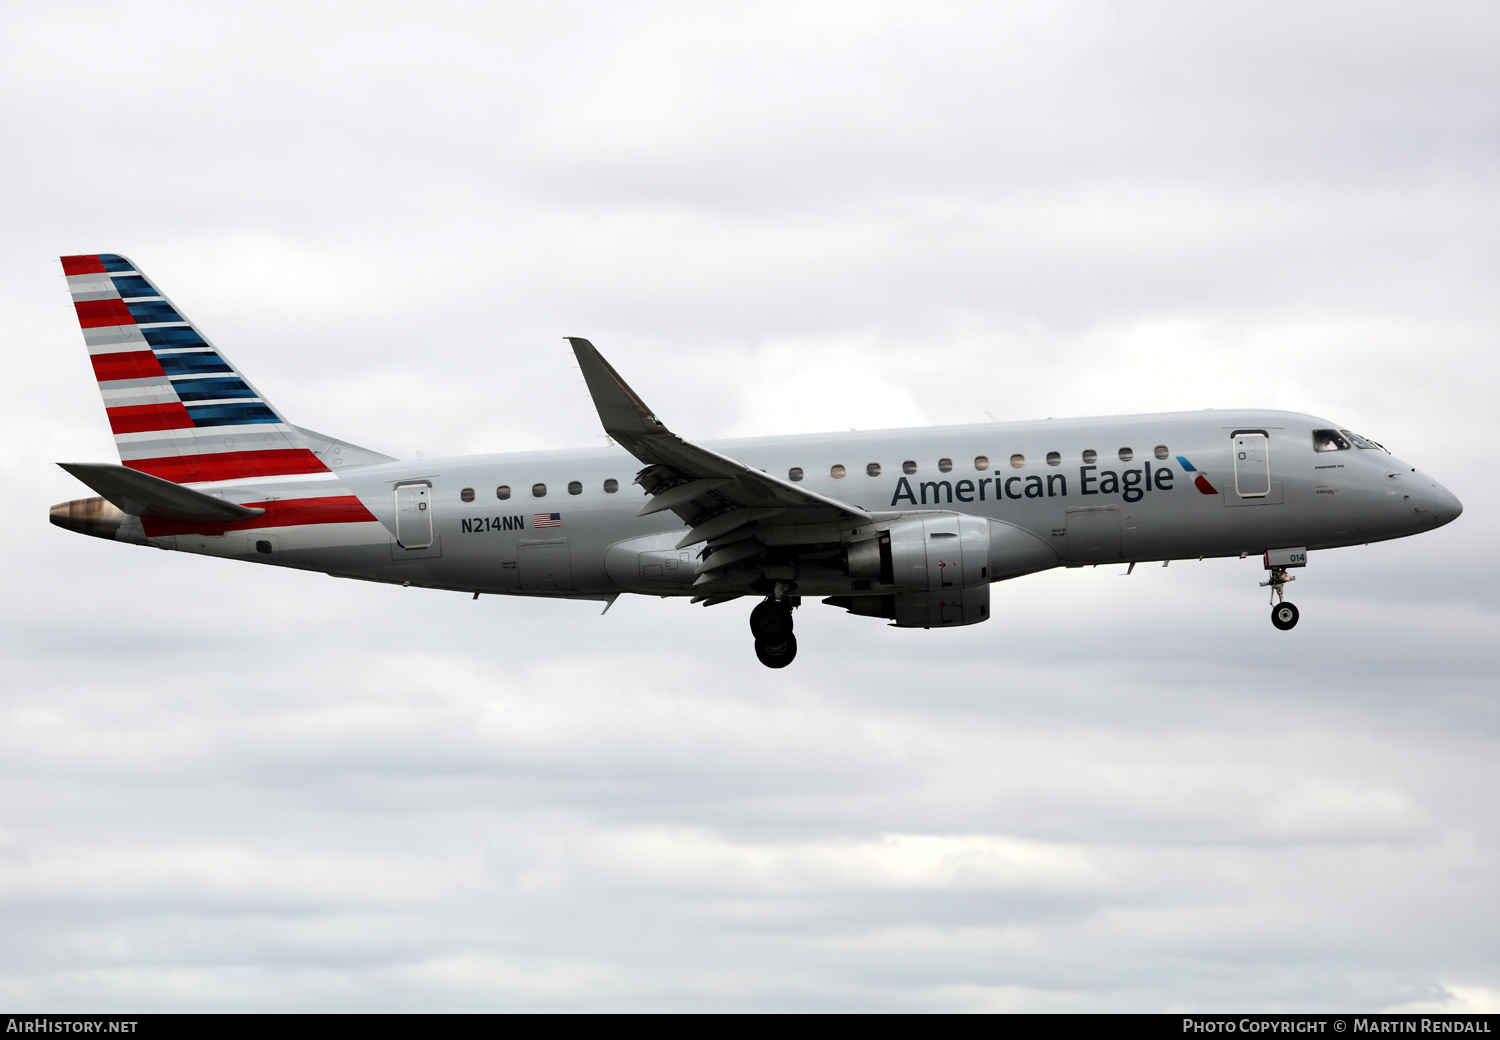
534,512,562,528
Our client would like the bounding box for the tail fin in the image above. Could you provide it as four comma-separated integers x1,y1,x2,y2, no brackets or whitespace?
61,253,328,484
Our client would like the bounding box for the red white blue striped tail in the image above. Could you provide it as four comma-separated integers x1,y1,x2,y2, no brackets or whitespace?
61,253,328,485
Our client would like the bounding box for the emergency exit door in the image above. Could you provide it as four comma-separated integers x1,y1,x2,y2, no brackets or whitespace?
395,483,433,549
1233,433,1271,497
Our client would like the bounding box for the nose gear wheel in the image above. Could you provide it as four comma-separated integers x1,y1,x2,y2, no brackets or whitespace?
1260,565,1299,630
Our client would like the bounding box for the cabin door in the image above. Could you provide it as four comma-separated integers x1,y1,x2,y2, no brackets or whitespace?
1233,433,1271,497
395,483,433,549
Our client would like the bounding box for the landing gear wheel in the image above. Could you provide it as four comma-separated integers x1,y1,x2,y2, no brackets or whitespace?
750,600,794,639
1271,602,1300,631
755,633,798,669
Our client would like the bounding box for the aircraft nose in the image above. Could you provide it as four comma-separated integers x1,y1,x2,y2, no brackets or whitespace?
1440,484,1462,520
1425,480,1462,527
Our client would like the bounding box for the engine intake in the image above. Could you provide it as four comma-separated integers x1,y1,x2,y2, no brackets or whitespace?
848,514,991,590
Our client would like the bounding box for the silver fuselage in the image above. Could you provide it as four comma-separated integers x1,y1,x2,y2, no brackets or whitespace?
140,408,1461,600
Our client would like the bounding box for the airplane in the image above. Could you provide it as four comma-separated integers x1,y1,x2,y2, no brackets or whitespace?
49,253,1463,668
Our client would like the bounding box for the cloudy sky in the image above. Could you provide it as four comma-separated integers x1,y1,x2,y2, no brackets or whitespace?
2,0,1498,1011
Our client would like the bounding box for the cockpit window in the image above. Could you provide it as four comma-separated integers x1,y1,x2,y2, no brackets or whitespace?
1340,429,1386,451
1313,429,1351,452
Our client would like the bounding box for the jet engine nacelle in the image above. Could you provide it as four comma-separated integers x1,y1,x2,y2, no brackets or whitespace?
847,514,1056,591
831,585,991,628
848,513,988,591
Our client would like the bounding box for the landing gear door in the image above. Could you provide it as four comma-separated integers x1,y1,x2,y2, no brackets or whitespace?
1065,506,1122,563
1233,433,1270,497
395,482,433,549
518,538,572,591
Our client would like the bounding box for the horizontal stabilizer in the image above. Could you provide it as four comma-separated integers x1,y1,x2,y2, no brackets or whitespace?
57,462,266,522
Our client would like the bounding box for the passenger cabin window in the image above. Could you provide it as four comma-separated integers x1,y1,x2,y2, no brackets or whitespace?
938,458,953,473
460,487,475,503
1082,449,1097,464
866,463,881,477
1118,447,1133,462
1155,445,1169,460
831,464,846,479
1046,452,1061,467
902,460,917,475
1313,430,1351,452
604,479,619,493
532,483,547,497
1010,454,1025,469
496,485,511,500
1341,430,1384,451
788,467,804,482
568,481,582,496
974,455,989,471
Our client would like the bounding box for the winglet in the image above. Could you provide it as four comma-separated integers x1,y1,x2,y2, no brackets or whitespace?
567,337,670,445
565,337,873,527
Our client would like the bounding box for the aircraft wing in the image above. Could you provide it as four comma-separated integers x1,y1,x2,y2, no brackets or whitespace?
569,338,871,581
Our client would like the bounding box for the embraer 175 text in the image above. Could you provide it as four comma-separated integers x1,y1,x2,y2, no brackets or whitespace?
51,254,1463,668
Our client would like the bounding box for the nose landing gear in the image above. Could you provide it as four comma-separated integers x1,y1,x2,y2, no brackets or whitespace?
1261,565,1298,630
750,587,798,668
1258,549,1308,631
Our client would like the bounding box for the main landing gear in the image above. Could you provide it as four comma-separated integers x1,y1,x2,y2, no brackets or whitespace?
1262,565,1299,631
750,591,797,669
